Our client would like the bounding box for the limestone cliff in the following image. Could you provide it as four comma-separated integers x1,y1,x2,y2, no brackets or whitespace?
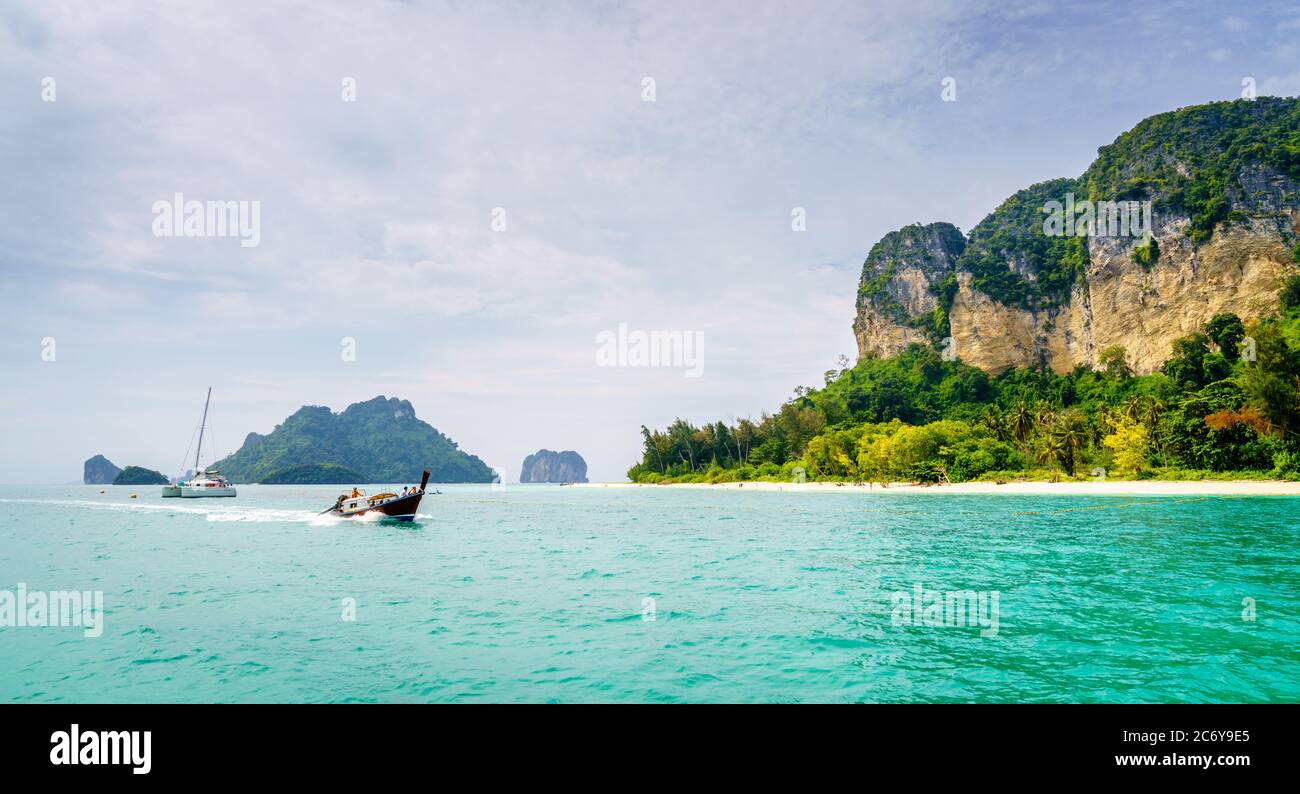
854,97,1300,374
83,454,121,485
520,449,588,483
852,222,965,359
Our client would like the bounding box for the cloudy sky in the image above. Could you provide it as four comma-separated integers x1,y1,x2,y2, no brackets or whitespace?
2,0,1298,483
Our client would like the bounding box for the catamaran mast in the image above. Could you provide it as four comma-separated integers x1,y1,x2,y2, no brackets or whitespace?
195,387,212,472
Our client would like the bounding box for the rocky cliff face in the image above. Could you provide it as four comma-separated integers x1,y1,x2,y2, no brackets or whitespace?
852,222,965,359
853,98,1300,375
520,449,588,483
83,454,121,484
948,215,1297,374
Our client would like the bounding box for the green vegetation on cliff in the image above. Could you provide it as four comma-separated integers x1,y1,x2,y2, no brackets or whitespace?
213,396,494,484
1083,97,1300,244
880,98,1300,314
959,178,1090,309
1283,274,1300,311
259,463,367,484
856,222,964,342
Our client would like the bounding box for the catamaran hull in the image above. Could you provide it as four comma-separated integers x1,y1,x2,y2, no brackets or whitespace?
162,485,236,497
180,487,237,498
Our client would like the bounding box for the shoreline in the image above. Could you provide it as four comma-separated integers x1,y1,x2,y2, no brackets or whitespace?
574,480,1300,496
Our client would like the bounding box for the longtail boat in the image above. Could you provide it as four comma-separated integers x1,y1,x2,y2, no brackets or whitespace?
320,470,430,522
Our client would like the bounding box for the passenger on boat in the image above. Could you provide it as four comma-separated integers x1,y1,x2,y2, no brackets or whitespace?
401,487,409,497
351,487,360,499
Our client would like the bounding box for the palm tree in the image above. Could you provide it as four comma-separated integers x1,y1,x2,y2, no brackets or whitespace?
1034,400,1057,430
1006,400,1033,447
1050,409,1091,477
1122,394,1145,423
1095,406,1115,436
1035,432,1066,474
981,405,1008,441
1139,397,1164,431
1140,398,1168,465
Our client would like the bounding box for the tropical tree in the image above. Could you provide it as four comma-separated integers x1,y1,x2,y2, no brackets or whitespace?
981,405,1008,442
1007,401,1033,442
1103,416,1150,473
1034,401,1058,432
1050,408,1091,476
1238,318,1300,437
1099,345,1132,378
640,425,665,472
1122,394,1145,423
1033,432,1066,475
668,419,697,471
1205,313,1246,361
1280,274,1300,312
1162,333,1204,388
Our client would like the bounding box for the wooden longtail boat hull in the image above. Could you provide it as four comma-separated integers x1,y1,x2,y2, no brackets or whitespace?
333,491,422,521
322,470,430,522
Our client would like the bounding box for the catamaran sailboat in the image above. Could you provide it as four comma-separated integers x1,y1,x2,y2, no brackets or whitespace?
162,388,237,498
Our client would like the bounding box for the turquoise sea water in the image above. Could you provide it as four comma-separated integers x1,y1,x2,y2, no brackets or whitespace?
0,484,1296,703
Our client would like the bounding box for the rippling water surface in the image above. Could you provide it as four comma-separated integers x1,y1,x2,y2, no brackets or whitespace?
0,484,1296,702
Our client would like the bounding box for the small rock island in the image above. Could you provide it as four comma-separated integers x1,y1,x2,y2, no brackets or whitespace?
83,454,122,485
112,466,169,485
520,450,588,483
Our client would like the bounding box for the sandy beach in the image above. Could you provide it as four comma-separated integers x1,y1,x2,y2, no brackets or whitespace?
574,480,1300,496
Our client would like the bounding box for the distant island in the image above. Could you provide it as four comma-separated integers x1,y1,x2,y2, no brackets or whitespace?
212,395,495,484
113,466,169,485
520,450,588,483
84,454,122,485
630,98,1300,485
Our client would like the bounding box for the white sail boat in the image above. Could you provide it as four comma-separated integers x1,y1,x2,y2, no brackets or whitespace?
162,388,237,498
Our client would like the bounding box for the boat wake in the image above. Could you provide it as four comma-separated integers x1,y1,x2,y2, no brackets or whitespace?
0,498,322,525
1,497,432,527
307,510,387,527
